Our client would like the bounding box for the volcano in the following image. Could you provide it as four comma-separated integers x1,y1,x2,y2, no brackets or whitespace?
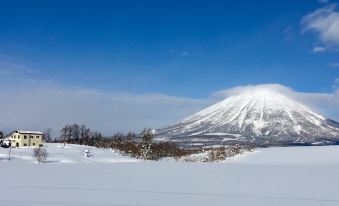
156,86,339,147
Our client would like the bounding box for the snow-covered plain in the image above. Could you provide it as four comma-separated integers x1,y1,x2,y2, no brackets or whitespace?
1,143,339,206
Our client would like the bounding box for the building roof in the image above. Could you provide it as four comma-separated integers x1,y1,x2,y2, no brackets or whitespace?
13,130,44,135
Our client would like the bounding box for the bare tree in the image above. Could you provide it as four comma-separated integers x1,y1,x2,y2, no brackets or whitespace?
140,129,154,159
72,124,80,141
60,124,71,146
33,148,48,163
44,128,53,143
60,124,93,145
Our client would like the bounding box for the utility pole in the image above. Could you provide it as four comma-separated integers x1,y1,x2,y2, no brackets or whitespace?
8,141,12,162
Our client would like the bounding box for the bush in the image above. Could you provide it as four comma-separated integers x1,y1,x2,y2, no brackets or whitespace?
208,147,227,161
180,144,251,162
151,142,188,159
33,148,48,163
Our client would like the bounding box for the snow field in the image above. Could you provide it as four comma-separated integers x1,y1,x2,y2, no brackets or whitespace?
0,144,339,206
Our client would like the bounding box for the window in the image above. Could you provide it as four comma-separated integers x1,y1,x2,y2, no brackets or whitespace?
30,136,33,138
36,136,39,139
32,143,35,146
24,143,27,146
24,135,27,139
18,136,20,139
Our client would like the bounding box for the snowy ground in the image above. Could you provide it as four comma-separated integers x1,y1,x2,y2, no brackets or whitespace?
1,143,339,206
0,143,139,164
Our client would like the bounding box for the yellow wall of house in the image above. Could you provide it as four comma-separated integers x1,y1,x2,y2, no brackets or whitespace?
9,132,43,147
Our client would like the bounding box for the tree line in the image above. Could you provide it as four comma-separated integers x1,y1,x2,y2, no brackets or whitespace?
52,123,188,160
41,123,253,161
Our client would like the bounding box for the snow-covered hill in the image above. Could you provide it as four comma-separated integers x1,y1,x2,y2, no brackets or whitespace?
156,86,339,146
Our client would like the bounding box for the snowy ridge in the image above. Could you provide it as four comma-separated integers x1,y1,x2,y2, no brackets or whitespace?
156,87,339,146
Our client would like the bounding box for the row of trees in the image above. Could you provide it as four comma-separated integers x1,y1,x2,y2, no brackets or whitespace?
59,124,96,146
180,145,253,162
55,124,188,160
40,123,253,161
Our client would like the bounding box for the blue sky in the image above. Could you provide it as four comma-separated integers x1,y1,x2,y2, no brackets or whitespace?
0,0,338,96
0,0,339,134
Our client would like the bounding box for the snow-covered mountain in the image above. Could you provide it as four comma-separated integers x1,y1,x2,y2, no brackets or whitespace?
156,87,339,146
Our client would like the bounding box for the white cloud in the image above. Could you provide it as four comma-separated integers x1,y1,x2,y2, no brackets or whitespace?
1,57,339,136
319,0,329,4
0,54,37,80
168,49,175,54
211,84,294,98
0,83,211,136
312,46,327,52
282,26,294,41
328,62,339,68
0,82,338,137
333,78,339,89
302,4,339,48
0,55,212,136
180,51,189,56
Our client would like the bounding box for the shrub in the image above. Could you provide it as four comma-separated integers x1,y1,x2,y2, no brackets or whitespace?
208,147,227,161
33,148,48,163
